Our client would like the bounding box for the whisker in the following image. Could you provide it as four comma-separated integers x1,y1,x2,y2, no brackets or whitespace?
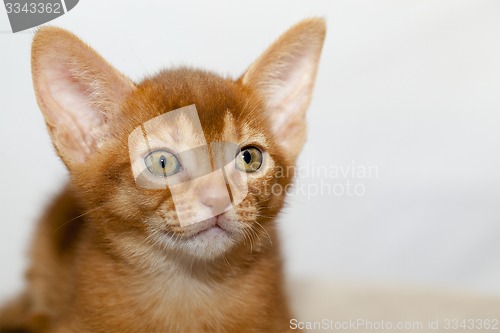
242,228,253,253
53,206,102,233
253,221,272,246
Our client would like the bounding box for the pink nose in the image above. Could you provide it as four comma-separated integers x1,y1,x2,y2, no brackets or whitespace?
199,186,232,215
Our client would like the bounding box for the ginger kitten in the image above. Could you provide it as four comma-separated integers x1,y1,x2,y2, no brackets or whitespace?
0,18,326,333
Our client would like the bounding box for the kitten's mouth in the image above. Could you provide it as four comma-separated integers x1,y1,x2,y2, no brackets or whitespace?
181,215,229,239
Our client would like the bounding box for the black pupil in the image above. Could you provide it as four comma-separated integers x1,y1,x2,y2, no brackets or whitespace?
159,155,167,169
243,150,252,164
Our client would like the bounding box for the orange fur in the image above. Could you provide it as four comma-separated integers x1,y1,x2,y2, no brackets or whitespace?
0,19,325,333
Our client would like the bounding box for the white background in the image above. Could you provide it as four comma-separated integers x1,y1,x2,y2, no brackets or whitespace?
1,0,499,302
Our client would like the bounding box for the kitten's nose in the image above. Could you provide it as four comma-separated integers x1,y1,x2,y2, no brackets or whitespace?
199,186,232,215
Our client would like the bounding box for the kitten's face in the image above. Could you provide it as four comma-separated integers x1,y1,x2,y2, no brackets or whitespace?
81,71,292,259
31,20,325,261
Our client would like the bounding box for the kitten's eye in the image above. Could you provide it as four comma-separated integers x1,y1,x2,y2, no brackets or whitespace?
235,146,263,173
145,150,182,177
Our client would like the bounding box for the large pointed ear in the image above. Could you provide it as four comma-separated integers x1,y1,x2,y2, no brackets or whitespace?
241,18,326,161
31,27,136,167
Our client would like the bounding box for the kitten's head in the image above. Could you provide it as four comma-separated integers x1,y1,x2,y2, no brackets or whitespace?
31,19,325,262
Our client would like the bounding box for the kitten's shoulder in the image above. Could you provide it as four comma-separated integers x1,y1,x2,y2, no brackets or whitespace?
33,184,86,259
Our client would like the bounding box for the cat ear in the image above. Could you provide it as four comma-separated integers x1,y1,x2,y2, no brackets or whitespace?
31,27,136,167
241,18,326,161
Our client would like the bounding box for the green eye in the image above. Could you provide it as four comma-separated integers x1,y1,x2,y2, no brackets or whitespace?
235,146,263,173
145,150,182,177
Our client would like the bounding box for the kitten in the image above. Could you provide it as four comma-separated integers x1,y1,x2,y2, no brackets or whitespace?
0,18,325,333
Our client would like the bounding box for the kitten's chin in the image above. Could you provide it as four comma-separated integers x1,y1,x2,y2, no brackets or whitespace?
181,226,235,259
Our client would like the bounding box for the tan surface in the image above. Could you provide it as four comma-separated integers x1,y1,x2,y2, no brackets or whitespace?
289,279,500,333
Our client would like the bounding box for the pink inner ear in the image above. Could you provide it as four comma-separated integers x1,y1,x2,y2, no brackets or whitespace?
241,19,325,161
266,53,315,136
32,28,137,166
42,60,106,162
258,52,315,149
